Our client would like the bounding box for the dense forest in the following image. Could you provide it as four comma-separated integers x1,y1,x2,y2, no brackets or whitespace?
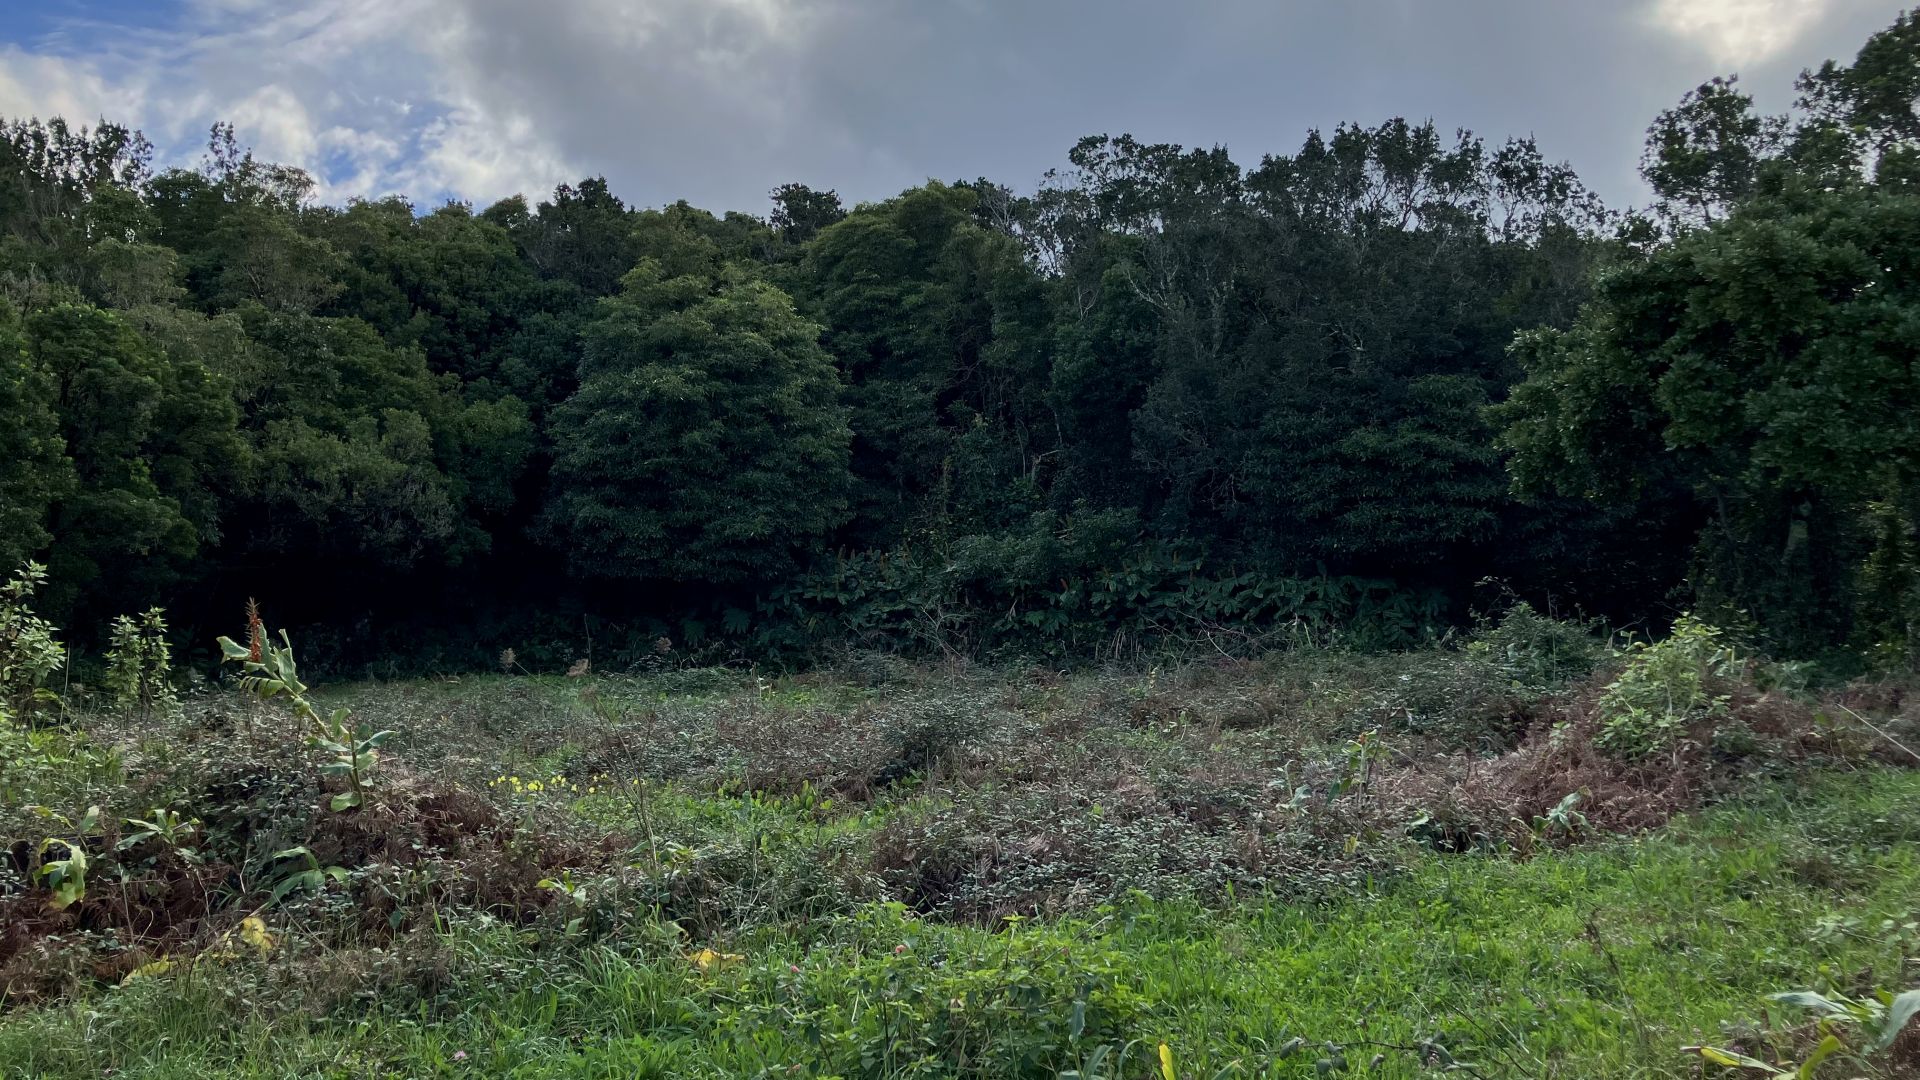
4,12,1920,673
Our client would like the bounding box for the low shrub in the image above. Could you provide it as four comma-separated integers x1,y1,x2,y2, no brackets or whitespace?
1594,614,1741,759
1466,600,1610,691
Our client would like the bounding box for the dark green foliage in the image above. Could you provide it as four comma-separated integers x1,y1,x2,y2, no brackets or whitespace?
227,305,530,567
1032,122,1608,581
0,308,70,570
1497,183,1920,655
1640,76,1787,228
801,182,1053,547
748,514,1445,663
24,303,241,610
4,13,1920,668
1490,14,1920,660
768,182,845,246
0,117,156,306
545,244,852,585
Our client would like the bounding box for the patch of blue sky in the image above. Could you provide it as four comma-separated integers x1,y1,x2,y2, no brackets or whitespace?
3,0,188,51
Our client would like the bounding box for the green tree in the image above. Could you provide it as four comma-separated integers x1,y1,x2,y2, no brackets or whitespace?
769,183,846,247
0,307,72,569
1037,124,1607,579
801,182,1054,545
225,305,530,568
147,125,342,314
24,303,240,608
1640,76,1787,229
1495,184,1920,653
486,178,640,298
0,117,155,304
545,254,852,585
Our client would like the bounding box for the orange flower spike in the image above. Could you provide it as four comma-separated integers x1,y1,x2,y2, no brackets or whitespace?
244,597,265,663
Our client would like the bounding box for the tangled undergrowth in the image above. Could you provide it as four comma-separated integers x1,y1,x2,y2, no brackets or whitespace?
2,606,1918,1076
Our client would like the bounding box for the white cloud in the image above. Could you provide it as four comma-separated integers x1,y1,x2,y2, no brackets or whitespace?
0,0,585,205
1644,0,1836,67
0,48,146,128
0,0,844,208
225,84,319,162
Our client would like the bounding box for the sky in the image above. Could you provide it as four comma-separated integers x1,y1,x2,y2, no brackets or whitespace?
0,0,1909,216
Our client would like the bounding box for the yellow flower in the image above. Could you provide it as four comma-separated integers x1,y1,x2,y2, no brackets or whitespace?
689,948,744,973
239,916,276,956
122,958,176,984
1158,1043,1176,1080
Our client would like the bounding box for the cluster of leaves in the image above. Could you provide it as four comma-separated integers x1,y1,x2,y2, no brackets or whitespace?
1465,600,1611,692
750,526,1447,663
103,607,178,722
1498,12,1920,662
1593,615,1740,759
0,563,64,723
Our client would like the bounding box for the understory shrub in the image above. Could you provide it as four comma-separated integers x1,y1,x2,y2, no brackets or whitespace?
1467,600,1610,691
103,608,179,723
0,563,64,725
1594,614,1740,758
745,533,1447,664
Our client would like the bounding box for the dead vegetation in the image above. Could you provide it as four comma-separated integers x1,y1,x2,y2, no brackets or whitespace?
3,628,1916,1008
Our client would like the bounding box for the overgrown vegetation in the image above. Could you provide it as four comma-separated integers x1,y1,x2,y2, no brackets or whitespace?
1,593,1917,1076
6,12,1920,1078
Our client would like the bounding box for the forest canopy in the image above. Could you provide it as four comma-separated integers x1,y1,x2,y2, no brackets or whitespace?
4,13,1920,672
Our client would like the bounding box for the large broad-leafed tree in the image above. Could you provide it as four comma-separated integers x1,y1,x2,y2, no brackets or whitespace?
545,225,852,586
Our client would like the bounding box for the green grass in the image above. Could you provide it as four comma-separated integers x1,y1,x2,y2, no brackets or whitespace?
4,768,1916,1079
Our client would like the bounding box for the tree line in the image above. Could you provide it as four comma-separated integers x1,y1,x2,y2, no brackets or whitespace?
4,12,1918,671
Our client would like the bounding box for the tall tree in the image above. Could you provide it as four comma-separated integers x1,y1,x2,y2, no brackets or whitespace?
1494,183,1920,653
0,304,72,570
545,244,852,585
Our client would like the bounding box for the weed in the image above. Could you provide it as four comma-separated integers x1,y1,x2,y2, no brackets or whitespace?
1595,614,1740,758
103,608,179,723
0,563,64,725
1466,600,1610,691
216,609,393,812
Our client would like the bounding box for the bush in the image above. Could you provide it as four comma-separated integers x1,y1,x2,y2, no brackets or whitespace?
1467,601,1609,691
0,563,65,724
103,607,179,722
1594,614,1739,758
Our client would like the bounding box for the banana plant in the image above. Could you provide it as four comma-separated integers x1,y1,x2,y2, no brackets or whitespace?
118,807,201,858
265,846,350,906
218,607,393,813
26,804,100,911
1686,988,1920,1076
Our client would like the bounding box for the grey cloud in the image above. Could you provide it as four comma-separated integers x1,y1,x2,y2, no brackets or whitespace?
3,0,1912,215
425,0,1913,214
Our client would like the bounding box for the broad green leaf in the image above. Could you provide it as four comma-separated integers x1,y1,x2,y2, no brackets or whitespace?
1796,1034,1841,1078
1877,990,1920,1050
1687,1045,1784,1074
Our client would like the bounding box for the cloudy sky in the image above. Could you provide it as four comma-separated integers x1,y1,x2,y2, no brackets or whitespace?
0,0,1907,215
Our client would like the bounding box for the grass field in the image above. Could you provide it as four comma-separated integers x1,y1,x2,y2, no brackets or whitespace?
3,640,1918,1078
